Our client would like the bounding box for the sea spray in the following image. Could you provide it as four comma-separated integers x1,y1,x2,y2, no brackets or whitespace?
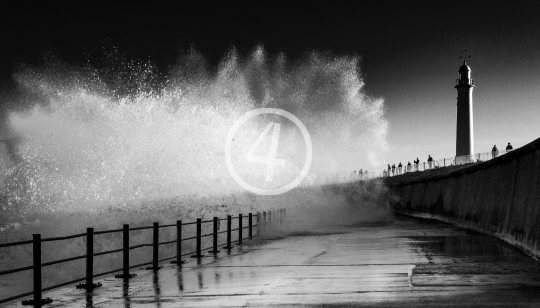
1,47,389,220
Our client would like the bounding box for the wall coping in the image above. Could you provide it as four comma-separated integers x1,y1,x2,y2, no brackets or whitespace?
393,137,540,187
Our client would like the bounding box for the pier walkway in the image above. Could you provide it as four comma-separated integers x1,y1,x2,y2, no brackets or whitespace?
6,215,540,307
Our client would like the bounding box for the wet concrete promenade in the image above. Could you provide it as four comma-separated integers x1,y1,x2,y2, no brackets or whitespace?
6,215,540,307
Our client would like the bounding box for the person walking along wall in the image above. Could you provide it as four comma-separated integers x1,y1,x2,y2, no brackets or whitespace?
492,145,499,158
427,155,433,169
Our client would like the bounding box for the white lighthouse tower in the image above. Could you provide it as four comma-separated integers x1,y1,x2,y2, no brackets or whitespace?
455,51,475,164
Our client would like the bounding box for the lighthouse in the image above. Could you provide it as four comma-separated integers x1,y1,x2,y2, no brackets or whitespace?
455,53,475,163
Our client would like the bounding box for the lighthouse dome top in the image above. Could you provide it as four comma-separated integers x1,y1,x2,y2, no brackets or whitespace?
459,63,471,71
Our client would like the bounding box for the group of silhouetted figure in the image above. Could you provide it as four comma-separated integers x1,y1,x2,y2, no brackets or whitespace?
492,142,513,158
385,142,514,177
352,169,369,179
384,156,428,177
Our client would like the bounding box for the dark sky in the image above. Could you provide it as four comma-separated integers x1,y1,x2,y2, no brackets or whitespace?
1,2,540,167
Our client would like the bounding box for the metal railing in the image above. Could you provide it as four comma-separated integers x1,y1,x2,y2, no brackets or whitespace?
384,149,512,176
0,209,286,306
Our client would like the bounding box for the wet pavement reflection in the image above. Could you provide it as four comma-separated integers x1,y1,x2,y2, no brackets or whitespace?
5,214,540,307
122,280,130,308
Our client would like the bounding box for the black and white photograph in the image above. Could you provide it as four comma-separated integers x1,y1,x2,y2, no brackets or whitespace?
1,2,540,307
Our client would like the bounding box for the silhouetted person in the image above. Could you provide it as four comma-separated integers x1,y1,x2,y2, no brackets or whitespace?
492,145,499,158
398,162,402,175
391,164,396,176
427,155,433,169
407,161,412,172
506,142,513,152
387,164,391,177
414,158,419,171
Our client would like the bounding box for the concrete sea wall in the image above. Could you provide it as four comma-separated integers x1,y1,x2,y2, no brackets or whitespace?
389,137,540,259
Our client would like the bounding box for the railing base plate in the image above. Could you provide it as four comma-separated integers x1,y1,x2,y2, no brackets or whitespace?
75,282,102,289
22,298,53,306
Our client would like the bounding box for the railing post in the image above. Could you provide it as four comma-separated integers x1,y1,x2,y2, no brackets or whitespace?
268,210,272,230
33,234,42,303
153,223,160,269
86,228,95,287
238,214,243,244
444,158,446,167
208,217,221,254
172,220,184,264
191,218,203,258
22,234,53,306
225,215,233,249
123,225,130,276
248,213,253,240
115,224,136,279
76,228,102,289
146,223,162,270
